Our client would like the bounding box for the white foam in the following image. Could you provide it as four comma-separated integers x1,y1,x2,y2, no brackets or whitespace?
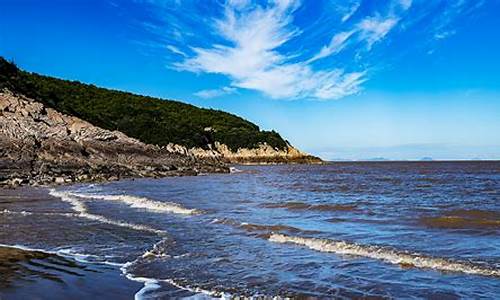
121,239,231,300
229,167,243,174
1,209,32,216
55,248,124,266
269,233,500,277
0,208,76,217
66,192,199,215
0,243,60,255
125,275,161,300
49,189,166,235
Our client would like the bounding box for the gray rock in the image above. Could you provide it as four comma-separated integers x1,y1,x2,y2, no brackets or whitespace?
0,89,229,187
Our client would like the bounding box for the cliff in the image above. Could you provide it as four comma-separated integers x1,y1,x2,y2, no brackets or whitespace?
0,90,227,187
189,142,322,164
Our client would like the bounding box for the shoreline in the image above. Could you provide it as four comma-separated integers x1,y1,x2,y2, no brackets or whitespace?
0,243,143,300
0,185,215,299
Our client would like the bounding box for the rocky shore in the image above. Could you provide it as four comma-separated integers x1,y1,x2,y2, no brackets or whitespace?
0,89,228,188
0,89,321,188
190,142,322,164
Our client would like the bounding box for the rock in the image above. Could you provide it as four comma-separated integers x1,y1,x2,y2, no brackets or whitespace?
54,177,65,184
0,89,229,186
189,142,322,164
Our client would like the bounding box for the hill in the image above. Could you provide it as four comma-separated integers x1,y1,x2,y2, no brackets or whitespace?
0,57,287,151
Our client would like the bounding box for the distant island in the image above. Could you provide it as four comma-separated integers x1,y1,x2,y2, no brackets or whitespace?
0,58,320,187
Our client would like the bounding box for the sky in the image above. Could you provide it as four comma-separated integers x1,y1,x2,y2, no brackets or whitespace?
1,0,499,160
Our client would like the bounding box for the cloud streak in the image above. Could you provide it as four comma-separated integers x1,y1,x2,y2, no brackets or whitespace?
135,0,481,101
175,0,365,100
194,87,237,99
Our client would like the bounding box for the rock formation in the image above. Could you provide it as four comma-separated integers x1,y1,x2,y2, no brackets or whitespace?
0,89,227,187
189,142,322,164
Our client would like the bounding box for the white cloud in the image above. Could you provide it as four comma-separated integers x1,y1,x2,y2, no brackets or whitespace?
309,30,356,63
357,16,399,49
434,30,456,40
176,0,364,100
341,2,361,22
309,15,399,62
398,0,412,10
194,86,237,99
166,45,187,56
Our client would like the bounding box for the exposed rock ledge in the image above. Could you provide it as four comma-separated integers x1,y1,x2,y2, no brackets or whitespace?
0,90,227,187
189,142,322,165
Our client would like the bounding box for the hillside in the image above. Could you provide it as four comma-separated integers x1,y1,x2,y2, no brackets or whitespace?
0,57,287,151
0,89,227,187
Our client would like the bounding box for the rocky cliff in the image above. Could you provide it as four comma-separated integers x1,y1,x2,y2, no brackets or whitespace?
0,89,227,187
189,142,322,164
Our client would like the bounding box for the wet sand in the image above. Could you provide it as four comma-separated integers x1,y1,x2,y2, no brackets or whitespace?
0,245,142,300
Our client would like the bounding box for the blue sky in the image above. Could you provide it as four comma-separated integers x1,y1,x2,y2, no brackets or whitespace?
1,0,499,160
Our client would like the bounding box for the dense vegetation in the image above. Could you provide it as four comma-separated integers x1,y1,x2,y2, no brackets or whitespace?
0,57,288,150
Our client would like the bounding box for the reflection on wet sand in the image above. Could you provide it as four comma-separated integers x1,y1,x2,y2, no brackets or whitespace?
0,246,142,299
0,246,82,288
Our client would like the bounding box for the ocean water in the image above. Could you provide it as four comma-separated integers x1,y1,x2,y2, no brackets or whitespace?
0,162,499,298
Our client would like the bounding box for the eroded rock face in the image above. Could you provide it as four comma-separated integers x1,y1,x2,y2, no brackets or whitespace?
0,90,227,187
190,142,322,164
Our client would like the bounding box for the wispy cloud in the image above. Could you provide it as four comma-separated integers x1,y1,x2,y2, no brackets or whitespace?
174,0,364,100
357,16,399,49
134,0,482,101
308,30,356,63
166,45,187,57
194,86,237,99
341,2,361,23
309,15,399,63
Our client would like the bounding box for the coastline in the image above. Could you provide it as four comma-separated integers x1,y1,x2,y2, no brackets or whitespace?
0,185,216,299
0,89,320,189
0,244,143,300
1,163,499,298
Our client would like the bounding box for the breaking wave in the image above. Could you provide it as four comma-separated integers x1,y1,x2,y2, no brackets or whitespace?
269,233,500,277
64,191,199,215
49,190,166,235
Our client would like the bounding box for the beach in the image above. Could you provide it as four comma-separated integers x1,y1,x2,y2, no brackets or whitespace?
1,163,499,298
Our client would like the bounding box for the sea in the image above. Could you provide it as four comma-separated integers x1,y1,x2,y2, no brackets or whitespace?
0,162,499,299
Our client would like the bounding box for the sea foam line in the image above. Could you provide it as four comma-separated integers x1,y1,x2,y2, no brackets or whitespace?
49,189,165,235
66,192,199,215
122,238,231,300
1,209,75,217
269,233,500,277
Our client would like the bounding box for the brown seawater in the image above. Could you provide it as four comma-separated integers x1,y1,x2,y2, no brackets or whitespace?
0,162,499,299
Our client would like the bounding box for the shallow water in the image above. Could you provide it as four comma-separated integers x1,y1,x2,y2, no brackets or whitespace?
1,162,499,298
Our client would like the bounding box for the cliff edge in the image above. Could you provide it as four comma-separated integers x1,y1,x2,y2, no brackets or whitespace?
190,142,322,164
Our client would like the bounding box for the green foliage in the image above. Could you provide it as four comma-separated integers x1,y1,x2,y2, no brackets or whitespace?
0,57,288,150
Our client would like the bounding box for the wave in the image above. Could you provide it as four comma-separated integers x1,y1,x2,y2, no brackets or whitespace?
49,190,166,235
123,239,230,300
269,233,500,277
262,201,357,212
212,218,320,237
65,191,199,215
